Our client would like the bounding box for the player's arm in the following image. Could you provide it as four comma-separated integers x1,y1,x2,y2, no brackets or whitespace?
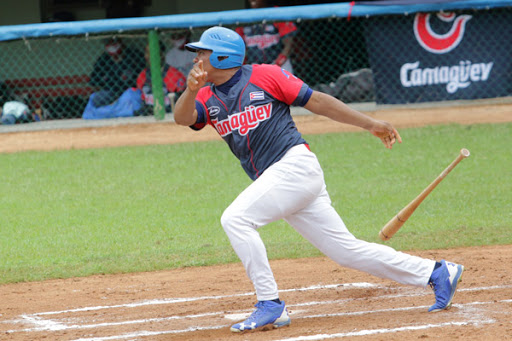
304,90,401,149
174,60,208,126
174,88,199,126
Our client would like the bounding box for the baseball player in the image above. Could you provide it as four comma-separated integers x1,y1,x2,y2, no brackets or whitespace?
174,26,464,333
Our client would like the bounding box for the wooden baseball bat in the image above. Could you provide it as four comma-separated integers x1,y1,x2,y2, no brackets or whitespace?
379,148,470,241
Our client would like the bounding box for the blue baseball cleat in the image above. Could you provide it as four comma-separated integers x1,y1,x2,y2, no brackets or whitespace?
230,300,291,333
428,260,464,312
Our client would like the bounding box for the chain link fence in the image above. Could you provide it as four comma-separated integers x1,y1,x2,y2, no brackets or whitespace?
1,5,510,124
1,33,148,122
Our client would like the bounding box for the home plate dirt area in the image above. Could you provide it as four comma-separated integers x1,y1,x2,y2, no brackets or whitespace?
1,103,512,340
1,246,512,340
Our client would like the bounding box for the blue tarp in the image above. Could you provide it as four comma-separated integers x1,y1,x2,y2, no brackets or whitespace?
82,89,143,120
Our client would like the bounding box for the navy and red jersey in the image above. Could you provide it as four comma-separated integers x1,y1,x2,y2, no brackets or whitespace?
192,64,312,180
235,22,297,65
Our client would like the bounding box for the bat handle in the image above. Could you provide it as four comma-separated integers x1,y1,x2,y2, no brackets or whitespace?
440,148,470,179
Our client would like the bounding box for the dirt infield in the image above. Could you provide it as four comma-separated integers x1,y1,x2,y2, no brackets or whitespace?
1,102,512,340
1,101,512,153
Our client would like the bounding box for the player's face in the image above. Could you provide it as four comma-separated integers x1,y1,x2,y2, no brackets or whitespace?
194,49,213,74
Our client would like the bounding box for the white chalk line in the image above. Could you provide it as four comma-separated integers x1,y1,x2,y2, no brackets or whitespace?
71,303,504,341
8,297,512,337
273,319,496,341
74,299,508,341
4,283,512,339
3,282,378,333
299,299,512,319
18,314,69,332
13,311,221,332
12,299,512,332
23,283,512,318
31,282,379,317
72,324,230,341
69,301,504,341
6,284,512,332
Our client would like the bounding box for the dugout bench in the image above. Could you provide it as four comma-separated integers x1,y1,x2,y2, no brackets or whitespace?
4,75,95,120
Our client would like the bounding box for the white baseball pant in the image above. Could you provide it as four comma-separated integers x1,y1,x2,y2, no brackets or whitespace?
221,144,435,301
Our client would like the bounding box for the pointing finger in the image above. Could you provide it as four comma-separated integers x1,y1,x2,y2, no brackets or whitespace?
392,128,402,143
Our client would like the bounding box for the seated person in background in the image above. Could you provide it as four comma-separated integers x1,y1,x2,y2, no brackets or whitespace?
0,80,41,124
236,0,297,73
89,38,145,107
136,41,186,115
165,30,195,77
1,101,32,125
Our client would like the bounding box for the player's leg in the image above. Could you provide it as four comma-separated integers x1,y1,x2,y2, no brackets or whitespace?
221,144,323,299
221,144,324,331
284,183,463,311
284,189,434,287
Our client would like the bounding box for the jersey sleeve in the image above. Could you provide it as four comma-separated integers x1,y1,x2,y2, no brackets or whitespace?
250,64,310,106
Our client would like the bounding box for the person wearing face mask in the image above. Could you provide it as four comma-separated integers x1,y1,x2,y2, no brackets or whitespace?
89,38,145,107
82,38,146,119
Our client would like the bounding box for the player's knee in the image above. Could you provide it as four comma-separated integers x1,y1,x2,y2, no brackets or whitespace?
220,207,235,231
220,206,244,235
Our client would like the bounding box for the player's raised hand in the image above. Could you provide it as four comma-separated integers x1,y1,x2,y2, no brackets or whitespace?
370,120,402,149
187,60,208,92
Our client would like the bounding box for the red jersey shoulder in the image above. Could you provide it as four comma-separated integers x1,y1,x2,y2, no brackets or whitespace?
197,86,214,103
251,64,299,83
250,64,304,105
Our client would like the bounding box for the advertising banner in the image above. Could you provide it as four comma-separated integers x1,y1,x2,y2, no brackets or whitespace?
365,9,512,104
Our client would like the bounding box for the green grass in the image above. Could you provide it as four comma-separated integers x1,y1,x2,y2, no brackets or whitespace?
0,122,510,284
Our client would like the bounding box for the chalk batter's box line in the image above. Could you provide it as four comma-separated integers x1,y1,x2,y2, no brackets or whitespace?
33,282,383,316
72,298,511,341
72,299,506,341
6,284,512,337
72,319,499,341
31,282,512,317
13,297,512,335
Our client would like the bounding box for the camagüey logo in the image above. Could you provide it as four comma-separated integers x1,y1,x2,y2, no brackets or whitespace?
212,103,272,137
401,12,494,94
414,12,472,54
401,60,494,94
